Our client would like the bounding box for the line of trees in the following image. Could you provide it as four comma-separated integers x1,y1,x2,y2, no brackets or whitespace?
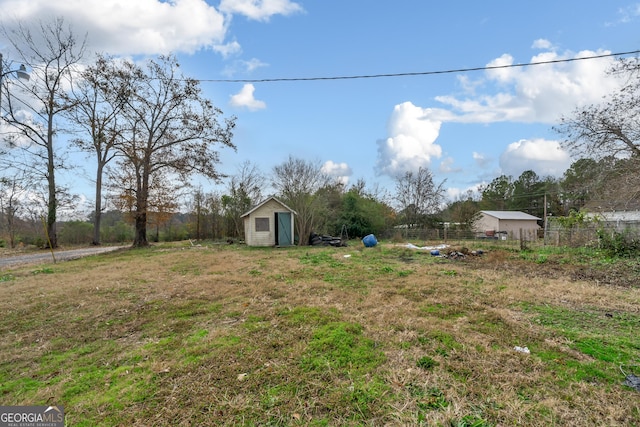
2,148,640,248
1,18,638,248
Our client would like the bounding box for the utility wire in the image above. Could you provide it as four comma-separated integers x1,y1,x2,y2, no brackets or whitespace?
201,49,640,83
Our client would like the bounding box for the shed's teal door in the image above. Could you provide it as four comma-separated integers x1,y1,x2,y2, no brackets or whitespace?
276,212,292,246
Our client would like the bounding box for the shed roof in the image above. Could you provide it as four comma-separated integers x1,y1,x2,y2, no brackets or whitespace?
241,196,297,218
480,210,541,221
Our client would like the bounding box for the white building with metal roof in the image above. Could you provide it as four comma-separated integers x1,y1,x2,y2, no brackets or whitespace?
474,211,541,240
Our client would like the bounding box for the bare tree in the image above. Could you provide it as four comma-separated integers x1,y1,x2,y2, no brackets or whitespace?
394,166,445,228
64,54,127,245
556,57,640,159
112,55,235,247
445,189,480,231
189,186,206,240
222,161,264,238
555,57,640,210
271,156,330,245
0,173,29,248
0,18,86,248
146,171,181,242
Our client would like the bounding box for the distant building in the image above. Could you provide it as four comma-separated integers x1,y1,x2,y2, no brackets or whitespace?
586,210,640,230
241,196,296,247
474,211,541,240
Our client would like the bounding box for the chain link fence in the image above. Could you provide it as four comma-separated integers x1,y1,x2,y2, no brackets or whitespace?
376,223,640,250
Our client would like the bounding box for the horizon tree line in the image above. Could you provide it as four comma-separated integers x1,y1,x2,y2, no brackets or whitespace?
0,18,638,248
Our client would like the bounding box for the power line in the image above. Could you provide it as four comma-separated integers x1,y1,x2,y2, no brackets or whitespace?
201,49,640,83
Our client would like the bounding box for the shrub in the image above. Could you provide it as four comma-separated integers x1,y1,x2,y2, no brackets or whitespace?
597,228,640,257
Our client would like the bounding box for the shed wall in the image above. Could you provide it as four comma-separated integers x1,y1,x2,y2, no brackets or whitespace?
498,219,539,235
475,215,500,234
244,199,294,246
475,214,540,239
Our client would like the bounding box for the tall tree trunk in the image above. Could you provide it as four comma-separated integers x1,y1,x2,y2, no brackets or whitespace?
46,138,57,248
92,162,103,245
133,212,147,247
133,164,149,247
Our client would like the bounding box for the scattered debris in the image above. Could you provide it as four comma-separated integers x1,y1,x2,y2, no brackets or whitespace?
237,373,248,381
309,232,346,247
402,244,485,260
404,243,449,251
514,346,530,354
621,366,640,392
444,251,467,260
624,374,640,392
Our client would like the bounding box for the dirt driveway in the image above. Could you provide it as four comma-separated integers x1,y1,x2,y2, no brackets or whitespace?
0,246,128,269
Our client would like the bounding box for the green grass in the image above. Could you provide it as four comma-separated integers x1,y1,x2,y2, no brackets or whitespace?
0,241,638,426
518,303,640,385
301,322,386,374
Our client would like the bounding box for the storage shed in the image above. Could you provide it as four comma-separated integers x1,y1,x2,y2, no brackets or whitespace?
475,210,541,240
241,196,297,247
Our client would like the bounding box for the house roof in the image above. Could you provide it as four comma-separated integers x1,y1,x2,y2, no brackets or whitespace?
480,210,541,221
241,196,297,218
587,210,640,222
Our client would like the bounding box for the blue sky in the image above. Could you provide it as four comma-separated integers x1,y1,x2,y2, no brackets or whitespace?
2,0,640,210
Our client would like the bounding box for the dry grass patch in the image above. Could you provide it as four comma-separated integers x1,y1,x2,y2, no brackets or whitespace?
0,241,638,426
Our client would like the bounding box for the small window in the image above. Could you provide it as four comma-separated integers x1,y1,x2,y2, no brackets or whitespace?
255,217,270,232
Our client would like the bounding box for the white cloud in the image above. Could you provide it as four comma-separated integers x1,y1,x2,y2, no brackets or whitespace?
445,185,481,203
229,84,266,111
499,138,572,178
0,0,229,55
0,0,301,57
608,3,640,25
219,0,304,22
438,157,461,174
322,160,352,185
214,40,243,58
222,58,269,77
243,58,269,72
473,152,492,168
434,48,623,124
531,38,554,50
376,102,444,177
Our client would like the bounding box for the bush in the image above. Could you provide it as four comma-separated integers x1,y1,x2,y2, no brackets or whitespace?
59,221,93,245
597,228,640,257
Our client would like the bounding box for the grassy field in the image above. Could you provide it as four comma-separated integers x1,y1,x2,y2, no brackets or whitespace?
0,240,639,426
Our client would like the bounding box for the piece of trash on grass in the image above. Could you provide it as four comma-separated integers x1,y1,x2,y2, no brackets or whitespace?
405,243,449,251
344,254,352,258
237,373,248,381
624,374,640,391
514,346,530,354
621,366,640,391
